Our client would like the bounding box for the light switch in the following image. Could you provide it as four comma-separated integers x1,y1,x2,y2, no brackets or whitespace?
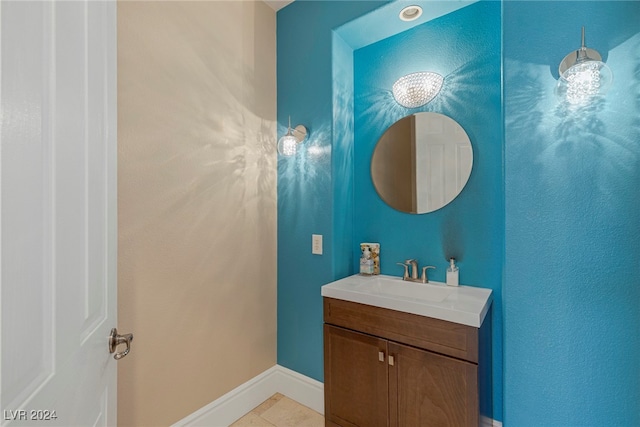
312,234,323,255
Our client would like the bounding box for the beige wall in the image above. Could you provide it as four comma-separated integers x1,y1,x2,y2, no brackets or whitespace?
117,2,277,425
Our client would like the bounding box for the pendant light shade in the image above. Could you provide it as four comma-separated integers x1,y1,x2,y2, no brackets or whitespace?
277,116,307,157
556,27,613,105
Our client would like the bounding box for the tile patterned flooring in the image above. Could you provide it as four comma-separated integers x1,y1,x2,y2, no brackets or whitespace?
230,393,324,427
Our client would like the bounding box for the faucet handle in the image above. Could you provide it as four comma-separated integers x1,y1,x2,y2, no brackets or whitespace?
421,266,436,283
396,262,410,280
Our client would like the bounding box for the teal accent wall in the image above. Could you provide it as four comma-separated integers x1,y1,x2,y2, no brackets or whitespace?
503,2,640,426
276,0,388,382
278,0,640,425
353,2,502,419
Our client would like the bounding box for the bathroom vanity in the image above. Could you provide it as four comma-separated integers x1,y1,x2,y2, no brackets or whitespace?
321,275,492,427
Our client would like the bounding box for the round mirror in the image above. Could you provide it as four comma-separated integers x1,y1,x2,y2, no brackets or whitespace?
371,112,472,214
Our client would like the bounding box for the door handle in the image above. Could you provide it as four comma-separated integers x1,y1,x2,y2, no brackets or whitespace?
109,328,133,360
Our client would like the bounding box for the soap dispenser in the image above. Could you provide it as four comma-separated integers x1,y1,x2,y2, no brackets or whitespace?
446,258,459,287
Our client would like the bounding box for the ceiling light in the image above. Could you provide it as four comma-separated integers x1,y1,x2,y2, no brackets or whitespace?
399,5,423,22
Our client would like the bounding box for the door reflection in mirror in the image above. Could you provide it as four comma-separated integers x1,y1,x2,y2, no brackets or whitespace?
371,112,473,214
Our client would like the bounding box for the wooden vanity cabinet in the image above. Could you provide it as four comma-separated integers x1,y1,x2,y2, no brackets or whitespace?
323,326,389,427
323,297,491,427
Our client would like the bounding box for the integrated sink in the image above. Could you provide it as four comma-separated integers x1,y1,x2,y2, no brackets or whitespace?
321,274,492,327
354,276,453,303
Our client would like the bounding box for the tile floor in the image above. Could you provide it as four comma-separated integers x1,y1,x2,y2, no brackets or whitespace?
230,393,324,427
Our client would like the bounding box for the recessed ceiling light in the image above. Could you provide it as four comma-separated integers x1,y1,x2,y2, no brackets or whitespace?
399,5,423,22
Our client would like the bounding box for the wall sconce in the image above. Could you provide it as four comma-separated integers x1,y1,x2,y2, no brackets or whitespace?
392,72,444,108
557,27,613,105
277,116,308,157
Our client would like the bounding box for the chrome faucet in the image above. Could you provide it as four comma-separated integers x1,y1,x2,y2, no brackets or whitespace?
405,259,419,279
396,259,436,283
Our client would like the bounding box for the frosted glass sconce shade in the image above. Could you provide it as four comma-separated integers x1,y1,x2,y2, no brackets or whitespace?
277,116,307,157
392,72,444,108
277,134,299,156
557,27,613,105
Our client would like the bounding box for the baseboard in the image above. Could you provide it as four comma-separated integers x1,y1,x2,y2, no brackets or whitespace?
481,416,503,427
172,364,501,427
272,365,324,414
171,364,324,427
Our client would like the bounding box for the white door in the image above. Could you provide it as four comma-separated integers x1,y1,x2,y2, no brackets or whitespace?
414,113,473,212
0,1,119,426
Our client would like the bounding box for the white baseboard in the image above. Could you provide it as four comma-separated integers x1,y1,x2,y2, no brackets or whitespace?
172,364,501,427
271,365,324,414
481,415,503,427
171,364,324,427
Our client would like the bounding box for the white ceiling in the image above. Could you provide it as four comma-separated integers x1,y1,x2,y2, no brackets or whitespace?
263,0,295,12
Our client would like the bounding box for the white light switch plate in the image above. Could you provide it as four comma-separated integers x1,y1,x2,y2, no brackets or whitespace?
312,234,323,255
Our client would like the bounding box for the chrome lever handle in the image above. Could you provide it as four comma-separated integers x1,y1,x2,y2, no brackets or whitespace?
109,328,134,360
421,266,436,283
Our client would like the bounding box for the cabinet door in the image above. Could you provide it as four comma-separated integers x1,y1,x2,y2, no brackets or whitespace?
388,342,478,427
324,325,389,427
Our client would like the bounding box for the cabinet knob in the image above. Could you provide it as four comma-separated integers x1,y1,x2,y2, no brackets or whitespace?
378,351,385,362
388,355,395,366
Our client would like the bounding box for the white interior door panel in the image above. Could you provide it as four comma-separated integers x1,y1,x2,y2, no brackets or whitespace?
1,1,117,425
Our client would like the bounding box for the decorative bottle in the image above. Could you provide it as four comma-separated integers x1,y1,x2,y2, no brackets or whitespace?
446,258,459,287
360,247,374,275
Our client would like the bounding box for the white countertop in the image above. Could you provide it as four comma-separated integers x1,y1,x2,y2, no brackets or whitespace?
321,274,492,328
